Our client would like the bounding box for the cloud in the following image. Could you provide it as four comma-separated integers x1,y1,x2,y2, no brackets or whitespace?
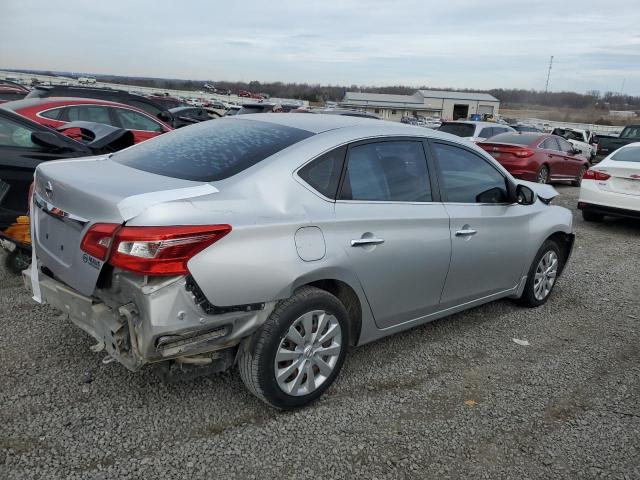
0,0,639,94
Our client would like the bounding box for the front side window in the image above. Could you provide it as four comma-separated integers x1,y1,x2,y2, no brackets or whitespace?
66,105,112,125
339,141,431,202
557,138,574,153
114,108,164,132
433,142,507,203
298,147,345,199
0,115,38,148
129,100,162,117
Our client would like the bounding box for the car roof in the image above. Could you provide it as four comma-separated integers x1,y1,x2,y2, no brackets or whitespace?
1,97,149,111
442,120,503,127
234,112,391,133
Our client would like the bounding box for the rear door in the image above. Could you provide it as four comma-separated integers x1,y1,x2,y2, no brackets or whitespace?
557,137,584,178
430,140,529,307
540,137,565,179
333,138,451,329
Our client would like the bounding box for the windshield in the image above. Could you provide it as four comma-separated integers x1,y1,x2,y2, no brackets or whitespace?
438,123,475,137
552,128,583,142
611,146,640,162
619,126,640,139
113,118,313,181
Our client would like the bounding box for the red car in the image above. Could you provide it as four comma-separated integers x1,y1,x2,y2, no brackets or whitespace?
1,97,172,144
478,132,590,185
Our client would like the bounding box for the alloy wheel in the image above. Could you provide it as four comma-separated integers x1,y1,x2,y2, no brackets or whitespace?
533,250,558,300
274,310,342,396
537,166,549,184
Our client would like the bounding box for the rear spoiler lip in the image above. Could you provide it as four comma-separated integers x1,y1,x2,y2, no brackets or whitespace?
56,121,135,151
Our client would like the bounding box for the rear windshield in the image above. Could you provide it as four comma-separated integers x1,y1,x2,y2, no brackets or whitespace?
438,123,475,137
113,118,313,181
238,105,271,114
484,133,539,146
611,146,640,162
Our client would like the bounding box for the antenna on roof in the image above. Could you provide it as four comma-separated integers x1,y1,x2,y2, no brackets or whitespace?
544,56,553,93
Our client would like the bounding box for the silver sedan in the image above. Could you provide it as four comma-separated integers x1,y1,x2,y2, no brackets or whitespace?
26,114,574,409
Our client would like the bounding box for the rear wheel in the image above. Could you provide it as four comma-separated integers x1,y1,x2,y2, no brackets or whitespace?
582,210,604,222
518,240,562,307
238,286,349,409
537,165,549,184
571,166,587,187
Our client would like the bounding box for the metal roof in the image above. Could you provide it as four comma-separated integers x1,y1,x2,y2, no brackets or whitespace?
341,89,500,108
418,90,499,102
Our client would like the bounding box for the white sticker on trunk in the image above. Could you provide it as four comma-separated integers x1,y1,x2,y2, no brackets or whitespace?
116,184,218,220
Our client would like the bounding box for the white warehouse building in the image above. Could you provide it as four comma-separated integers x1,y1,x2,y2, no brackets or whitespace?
341,89,500,122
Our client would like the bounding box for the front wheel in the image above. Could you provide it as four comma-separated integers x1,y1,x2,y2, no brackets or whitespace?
518,240,562,307
238,286,350,409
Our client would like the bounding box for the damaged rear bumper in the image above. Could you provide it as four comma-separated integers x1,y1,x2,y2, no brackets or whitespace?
23,267,275,371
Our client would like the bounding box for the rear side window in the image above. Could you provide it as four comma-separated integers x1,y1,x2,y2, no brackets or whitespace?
611,146,640,162
113,118,313,181
39,108,63,120
479,127,495,138
298,147,345,199
339,141,432,202
439,123,475,137
541,137,560,151
433,142,507,203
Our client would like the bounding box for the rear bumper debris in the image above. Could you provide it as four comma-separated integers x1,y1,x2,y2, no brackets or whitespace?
23,267,275,371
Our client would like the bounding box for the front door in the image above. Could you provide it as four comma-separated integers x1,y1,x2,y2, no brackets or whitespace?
334,139,451,329
430,141,529,308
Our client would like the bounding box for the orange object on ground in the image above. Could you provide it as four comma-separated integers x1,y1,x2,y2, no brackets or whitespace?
3,215,31,245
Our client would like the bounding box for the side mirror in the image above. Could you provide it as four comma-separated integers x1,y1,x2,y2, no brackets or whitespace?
157,111,173,123
571,147,582,155
516,184,536,205
31,131,69,149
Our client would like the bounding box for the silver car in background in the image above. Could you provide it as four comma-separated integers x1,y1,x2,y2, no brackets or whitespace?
26,114,574,409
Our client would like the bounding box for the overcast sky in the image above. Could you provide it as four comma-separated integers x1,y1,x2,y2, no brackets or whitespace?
2,0,639,95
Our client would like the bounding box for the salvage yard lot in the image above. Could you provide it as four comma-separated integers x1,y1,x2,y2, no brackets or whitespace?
1,186,639,480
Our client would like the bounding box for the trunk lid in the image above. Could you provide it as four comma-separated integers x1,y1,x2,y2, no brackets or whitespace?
33,157,216,295
595,162,640,196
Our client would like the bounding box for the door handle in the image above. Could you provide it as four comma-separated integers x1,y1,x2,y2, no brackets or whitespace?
351,238,385,247
455,229,477,237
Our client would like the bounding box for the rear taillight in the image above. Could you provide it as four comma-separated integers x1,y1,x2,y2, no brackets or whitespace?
80,223,120,260
513,148,535,158
582,169,611,181
80,224,231,274
108,225,231,275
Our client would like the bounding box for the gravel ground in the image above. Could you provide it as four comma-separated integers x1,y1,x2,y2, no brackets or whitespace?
1,186,639,480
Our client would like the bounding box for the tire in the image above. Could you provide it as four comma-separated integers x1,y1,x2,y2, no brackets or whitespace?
571,166,587,187
518,240,562,308
4,249,31,275
238,286,350,409
582,210,604,222
537,165,549,184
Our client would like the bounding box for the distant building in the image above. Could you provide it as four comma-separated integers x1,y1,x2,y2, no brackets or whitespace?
341,89,500,121
609,110,637,119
